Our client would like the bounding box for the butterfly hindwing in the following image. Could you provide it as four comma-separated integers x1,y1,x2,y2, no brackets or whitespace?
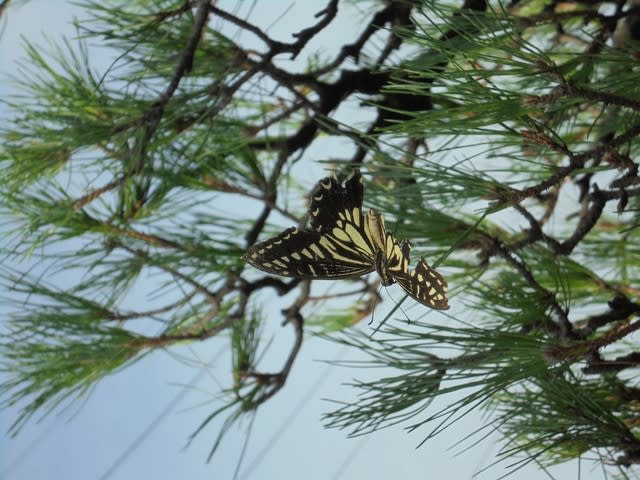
243,226,376,279
392,257,449,310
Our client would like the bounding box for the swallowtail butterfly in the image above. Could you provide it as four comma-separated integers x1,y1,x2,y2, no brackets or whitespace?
243,169,449,310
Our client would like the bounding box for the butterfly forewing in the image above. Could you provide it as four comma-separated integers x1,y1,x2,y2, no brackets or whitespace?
243,226,376,279
244,170,380,280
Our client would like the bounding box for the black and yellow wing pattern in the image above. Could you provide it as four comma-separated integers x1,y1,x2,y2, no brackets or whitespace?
244,169,377,279
242,226,375,279
243,169,449,310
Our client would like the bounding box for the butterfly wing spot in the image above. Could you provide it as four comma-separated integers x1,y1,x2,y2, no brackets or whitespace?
291,252,301,260
344,224,370,252
272,259,287,268
309,243,325,258
319,236,337,252
301,248,314,259
311,208,319,217
352,208,360,226
428,287,436,296
308,264,317,276
333,227,350,243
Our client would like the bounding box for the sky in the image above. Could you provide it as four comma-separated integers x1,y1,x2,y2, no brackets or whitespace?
0,2,609,479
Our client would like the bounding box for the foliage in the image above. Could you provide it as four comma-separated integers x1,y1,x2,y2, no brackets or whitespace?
2,0,640,476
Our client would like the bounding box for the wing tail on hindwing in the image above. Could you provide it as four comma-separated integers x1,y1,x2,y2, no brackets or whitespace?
243,226,376,279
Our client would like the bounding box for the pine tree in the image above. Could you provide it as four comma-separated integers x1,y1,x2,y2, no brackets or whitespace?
2,0,640,476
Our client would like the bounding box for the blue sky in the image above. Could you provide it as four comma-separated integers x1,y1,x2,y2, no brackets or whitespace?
0,2,606,479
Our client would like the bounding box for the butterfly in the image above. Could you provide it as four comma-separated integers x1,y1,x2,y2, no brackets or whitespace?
243,169,449,310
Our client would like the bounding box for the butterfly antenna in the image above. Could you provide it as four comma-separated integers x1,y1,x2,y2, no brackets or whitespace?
385,288,411,323
370,292,408,338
